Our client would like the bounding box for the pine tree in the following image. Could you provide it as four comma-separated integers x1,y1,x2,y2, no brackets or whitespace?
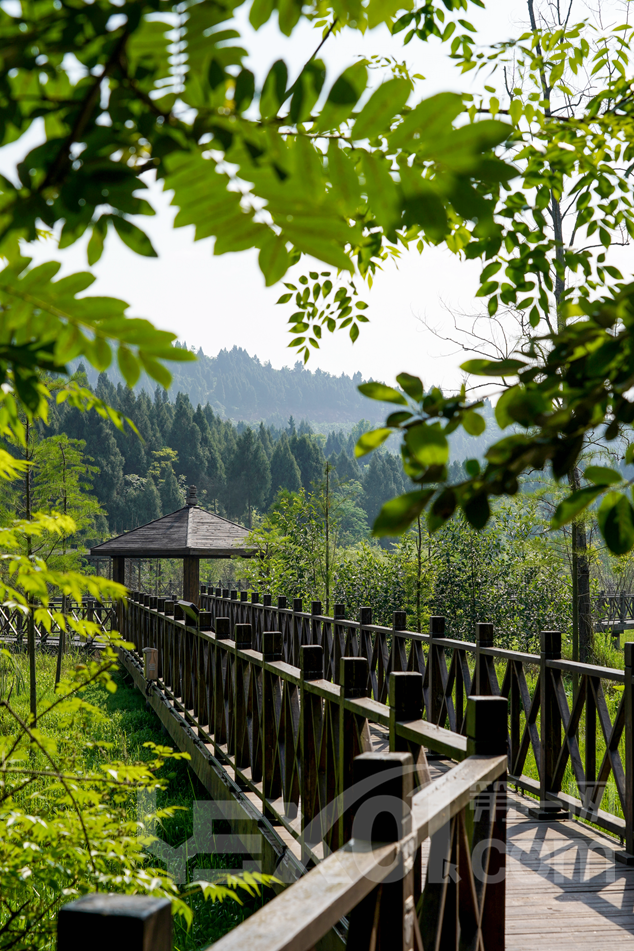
289,434,325,492
168,393,206,485
258,421,273,459
226,428,271,527
137,476,162,525
268,434,302,504
159,465,183,513
334,449,360,485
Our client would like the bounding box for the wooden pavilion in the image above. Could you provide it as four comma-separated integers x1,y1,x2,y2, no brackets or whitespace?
90,486,253,604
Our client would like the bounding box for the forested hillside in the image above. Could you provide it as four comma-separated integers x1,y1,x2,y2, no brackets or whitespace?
77,345,383,427
44,368,415,539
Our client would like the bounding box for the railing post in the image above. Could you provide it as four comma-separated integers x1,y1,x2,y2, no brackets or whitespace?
347,751,415,951
311,599,322,644
338,656,370,847
617,642,634,865
475,622,495,695
390,671,431,789
467,695,507,951
234,624,252,773
300,643,324,864
213,617,231,746
530,630,567,820
58,895,172,951
292,597,303,662
359,606,373,697
262,631,283,820
427,616,445,726
391,609,407,673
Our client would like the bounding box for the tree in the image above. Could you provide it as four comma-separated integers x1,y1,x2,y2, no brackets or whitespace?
160,465,184,513
290,434,326,492
362,455,401,524
0,425,105,717
138,476,162,524
258,422,273,459
168,394,206,486
333,449,360,485
268,435,302,504
226,429,271,528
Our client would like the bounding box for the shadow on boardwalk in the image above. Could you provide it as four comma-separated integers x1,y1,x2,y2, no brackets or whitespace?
506,794,634,950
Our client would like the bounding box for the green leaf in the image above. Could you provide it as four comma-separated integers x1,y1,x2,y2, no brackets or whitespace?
598,492,634,555
386,411,413,426
315,62,368,132
366,0,413,29
584,465,622,486
117,346,141,387
461,358,527,377
259,233,289,286
357,381,407,405
111,217,157,257
260,60,289,119
552,485,603,529
282,229,354,271
359,151,400,230
396,372,423,401
462,411,485,436
463,493,490,529
351,78,411,141
278,0,302,36
427,487,456,533
139,354,172,389
87,220,106,266
328,141,362,216
373,489,434,536
405,423,449,467
249,0,275,29
355,427,393,457
389,92,463,150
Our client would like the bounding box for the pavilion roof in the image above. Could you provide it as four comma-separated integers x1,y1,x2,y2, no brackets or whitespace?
90,504,253,559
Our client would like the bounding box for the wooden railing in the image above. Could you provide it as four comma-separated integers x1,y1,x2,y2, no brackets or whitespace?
595,593,634,629
0,599,115,645
212,737,507,951
185,588,634,856
121,592,471,866
58,694,508,951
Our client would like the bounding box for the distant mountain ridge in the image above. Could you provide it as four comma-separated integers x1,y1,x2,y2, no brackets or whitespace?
78,345,383,427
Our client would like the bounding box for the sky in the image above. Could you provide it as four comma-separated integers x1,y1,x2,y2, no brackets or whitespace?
5,0,629,390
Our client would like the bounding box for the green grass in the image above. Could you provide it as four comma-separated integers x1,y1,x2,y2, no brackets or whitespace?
0,650,269,951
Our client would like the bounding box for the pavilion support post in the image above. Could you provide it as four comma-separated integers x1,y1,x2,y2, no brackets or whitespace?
112,557,126,633
112,556,125,586
183,556,200,606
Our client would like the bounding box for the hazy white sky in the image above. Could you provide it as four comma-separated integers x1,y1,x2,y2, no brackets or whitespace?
9,0,630,389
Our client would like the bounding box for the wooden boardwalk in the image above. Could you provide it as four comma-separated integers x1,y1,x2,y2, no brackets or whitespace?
212,717,634,949
423,753,634,950
505,795,634,949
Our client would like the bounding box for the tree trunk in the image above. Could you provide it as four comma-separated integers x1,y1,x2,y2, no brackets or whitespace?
23,418,37,723
569,467,593,662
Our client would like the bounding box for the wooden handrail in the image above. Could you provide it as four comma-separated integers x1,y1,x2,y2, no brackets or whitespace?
58,694,507,951
209,753,507,951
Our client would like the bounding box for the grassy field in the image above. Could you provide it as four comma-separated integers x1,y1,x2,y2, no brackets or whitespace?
0,650,270,951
